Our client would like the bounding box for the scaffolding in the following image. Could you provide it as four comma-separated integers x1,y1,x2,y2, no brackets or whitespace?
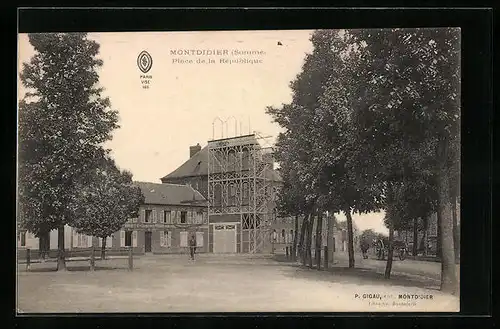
207,118,276,253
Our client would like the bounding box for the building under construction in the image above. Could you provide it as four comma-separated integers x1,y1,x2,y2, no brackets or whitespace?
161,132,283,254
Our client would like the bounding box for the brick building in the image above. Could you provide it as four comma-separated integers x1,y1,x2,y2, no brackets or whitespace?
17,182,209,255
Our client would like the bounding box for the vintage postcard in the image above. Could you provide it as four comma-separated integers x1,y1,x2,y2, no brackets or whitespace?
17,28,460,313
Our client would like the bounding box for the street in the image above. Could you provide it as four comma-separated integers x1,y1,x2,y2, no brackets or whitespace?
331,251,460,283
17,254,459,313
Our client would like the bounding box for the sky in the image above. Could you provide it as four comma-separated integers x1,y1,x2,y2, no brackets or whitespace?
17,30,388,234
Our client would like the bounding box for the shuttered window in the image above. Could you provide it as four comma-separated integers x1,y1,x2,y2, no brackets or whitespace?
120,231,126,247
132,231,138,247
196,232,204,247
180,231,188,247
163,210,171,224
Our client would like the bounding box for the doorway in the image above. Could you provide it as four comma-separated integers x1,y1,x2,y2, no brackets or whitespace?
145,231,152,252
213,224,237,253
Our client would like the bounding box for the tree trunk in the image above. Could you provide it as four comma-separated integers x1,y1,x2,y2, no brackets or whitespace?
101,237,107,259
412,217,418,256
38,230,49,259
293,215,299,261
421,216,429,256
452,196,459,263
327,212,334,264
306,215,315,268
437,170,458,295
385,223,395,279
437,210,442,258
344,208,355,268
316,213,323,270
57,224,66,271
300,214,309,266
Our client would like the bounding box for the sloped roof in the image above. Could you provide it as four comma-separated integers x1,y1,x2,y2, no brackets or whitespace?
161,144,282,182
134,181,207,206
162,145,210,180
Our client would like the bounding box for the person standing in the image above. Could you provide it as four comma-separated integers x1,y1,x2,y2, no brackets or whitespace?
188,233,197,260
360,239,370,259
271,229,278,254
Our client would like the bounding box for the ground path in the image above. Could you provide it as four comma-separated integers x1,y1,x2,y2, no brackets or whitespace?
17,253,459,313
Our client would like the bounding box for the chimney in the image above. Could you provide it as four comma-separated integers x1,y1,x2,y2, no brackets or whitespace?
189,143,201,158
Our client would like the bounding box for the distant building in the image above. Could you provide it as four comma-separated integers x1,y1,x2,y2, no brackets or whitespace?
333,220,361,252
395,203,460,256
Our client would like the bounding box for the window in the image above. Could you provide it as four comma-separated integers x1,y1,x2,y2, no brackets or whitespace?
242,182,249,204
229,183,236,205
160,231,172,247
72,229,92,248
197,211,203,224
242,148,249,169
228,150,236,171
125,231,132,247
180,211,187,224
163,210,171,224
145,210,152,223
171,210,177,223
214,184,222,207
98,236,113,248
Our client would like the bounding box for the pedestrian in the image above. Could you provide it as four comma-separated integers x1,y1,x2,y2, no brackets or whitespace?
360,239,370,259
271,229,278,253
188,233,196,260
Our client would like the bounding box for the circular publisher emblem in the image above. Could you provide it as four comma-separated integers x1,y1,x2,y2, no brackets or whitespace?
137,51,153,73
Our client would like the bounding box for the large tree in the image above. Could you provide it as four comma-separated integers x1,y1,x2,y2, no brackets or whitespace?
344,28,460,293
18,33,119,270
269,30,383,269
70,157,144,259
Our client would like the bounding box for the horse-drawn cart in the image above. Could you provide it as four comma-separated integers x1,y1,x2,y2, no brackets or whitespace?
373,238,408,261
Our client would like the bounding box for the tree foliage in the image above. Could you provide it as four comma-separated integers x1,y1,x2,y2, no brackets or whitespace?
267,28,460,293
70,157,144,240
18,33,120,269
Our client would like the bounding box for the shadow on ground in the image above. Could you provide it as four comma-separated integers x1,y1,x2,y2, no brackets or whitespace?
272,254,440,291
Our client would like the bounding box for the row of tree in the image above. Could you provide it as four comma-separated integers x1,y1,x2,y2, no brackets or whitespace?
18,33,144,270
268,28,460,294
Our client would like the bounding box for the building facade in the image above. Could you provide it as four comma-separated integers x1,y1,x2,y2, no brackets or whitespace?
17,182,209,255
121,182,209,254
